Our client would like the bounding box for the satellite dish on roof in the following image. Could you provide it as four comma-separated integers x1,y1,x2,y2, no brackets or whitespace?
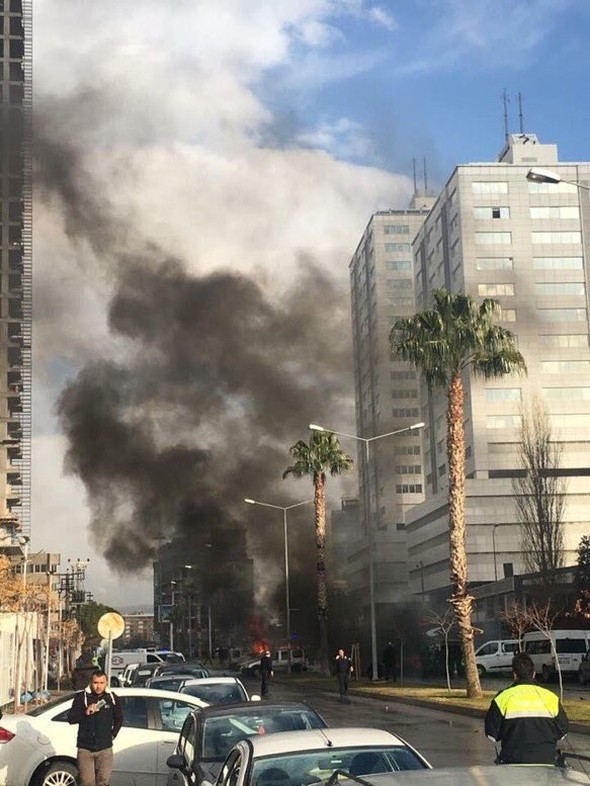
98,612,125,640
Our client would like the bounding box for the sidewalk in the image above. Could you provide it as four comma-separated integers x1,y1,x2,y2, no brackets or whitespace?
281,673,590,735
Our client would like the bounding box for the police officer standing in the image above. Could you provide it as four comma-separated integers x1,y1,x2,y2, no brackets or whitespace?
335,648,354,701
260,649,273,699
485,651,568,764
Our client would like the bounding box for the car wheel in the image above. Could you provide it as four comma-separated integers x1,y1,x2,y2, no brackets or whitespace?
250,667,259,678
541,665,552,683
578,670,588,686
477,665,486,679
40,761,78,786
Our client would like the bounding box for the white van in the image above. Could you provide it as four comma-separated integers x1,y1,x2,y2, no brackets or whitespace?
523,629,590,682
474,639,520,677
110,649,163,679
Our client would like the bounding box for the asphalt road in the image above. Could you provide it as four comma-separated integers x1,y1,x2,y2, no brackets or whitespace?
244,675,590,775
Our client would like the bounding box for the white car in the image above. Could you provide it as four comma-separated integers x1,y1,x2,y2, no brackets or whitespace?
210,727,430,786
0,687,208,786
180,677,260,705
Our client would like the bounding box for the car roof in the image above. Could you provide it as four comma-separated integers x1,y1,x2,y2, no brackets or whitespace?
150,674,198,681
338,766,589,786
246,727,404,756
198,701,320,719
182,677,240,686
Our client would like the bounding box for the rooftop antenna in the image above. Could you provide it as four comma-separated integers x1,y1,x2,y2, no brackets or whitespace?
502,88,510,141
423,156,428,195
518,91,525,133
412,157,417,195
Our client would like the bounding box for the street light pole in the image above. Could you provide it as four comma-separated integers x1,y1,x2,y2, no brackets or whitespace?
310,421,425,681
170,581,176,651
526,167,590,191
244,497,313,672
492,524,501,639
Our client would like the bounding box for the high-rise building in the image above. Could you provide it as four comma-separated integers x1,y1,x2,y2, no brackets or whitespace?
348,192,435,624
407,133,590,603
0,0,32,536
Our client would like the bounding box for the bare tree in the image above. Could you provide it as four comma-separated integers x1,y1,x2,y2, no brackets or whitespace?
499,601,529,649
425,607,456,691
513,398,565,594
523,601,563,701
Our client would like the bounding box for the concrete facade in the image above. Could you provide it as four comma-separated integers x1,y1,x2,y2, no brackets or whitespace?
0,0,32,536
348,193,435,617
407,134,590,600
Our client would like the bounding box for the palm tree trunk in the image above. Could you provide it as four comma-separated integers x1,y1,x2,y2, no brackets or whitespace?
447,373,482,698
314,472,330,676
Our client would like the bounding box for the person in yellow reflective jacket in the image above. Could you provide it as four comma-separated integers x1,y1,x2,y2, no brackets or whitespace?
485,651,568,764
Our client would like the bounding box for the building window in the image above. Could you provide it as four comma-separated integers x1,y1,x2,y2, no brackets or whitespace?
475,232,512,245
550,414,590,428
486,415,522,429
387,278,413,290
543,387,590,401
533,257,583,270
478,283,515,297
476,257,514,271
472,181,508,195
384,224,410,234
530,206,579,219
473,206,510,219
538,334,588,348
535,282,585,297
528,180,578,194
538,309,586,322
391,389,418,399
532,231,581,244
485,388,521,401
540,360,590,373
387,296,413,308
394,444,421,455
385,242,412,253
498,307,516,322
392,407,420,417
395,483,423,494
385,260,412,271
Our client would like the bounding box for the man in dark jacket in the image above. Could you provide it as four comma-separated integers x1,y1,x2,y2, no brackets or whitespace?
68,670,123,786
485,651,568,764
260,650,273,698
335,648,354,700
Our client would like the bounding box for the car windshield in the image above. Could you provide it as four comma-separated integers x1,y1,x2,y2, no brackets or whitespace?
250,746,427,785
151,678,187,691
201,710,325,760
182,683,246,704
27,693,75,716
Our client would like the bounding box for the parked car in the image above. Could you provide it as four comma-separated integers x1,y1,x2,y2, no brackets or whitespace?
120,661,166,687
578,648,590,685
523,629,590,681
327,766,589,786
148,671,210,691
166,701,327,786
474,639,520,677
207,728,430,786
159,662,210,677
0,687,209,786
180,677,258,705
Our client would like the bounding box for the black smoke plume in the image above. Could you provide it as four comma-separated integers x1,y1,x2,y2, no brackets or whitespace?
35,116,356,610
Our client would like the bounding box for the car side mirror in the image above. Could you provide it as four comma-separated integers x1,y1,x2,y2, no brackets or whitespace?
166,755,186,770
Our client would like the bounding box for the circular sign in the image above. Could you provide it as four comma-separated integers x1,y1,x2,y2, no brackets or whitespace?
97,612,125,640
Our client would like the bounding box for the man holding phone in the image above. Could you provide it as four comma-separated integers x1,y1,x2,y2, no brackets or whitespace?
68,670,123,786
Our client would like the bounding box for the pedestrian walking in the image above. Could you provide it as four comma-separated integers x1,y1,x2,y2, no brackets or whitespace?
68,670,123,786
335,648,353,700
260,649,274,699
382,642,396,682
484,651,568,765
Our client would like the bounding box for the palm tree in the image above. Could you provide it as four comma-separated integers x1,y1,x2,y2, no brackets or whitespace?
391,289,526,697
283,430,353,675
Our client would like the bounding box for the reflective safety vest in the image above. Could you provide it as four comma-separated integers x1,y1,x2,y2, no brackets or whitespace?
484,680,568,764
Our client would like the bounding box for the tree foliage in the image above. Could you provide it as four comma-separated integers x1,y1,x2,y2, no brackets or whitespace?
283,430,353,676
575,535,590,618
391,288,526,699
77,600,119,640
513,398,565,593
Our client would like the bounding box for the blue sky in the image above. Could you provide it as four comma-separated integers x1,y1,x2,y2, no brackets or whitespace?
33,0,590,606
258,0,590,181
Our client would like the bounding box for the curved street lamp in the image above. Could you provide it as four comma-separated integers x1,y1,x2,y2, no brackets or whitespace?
309,421,425,681
526,167,590,191
244,497,313,671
